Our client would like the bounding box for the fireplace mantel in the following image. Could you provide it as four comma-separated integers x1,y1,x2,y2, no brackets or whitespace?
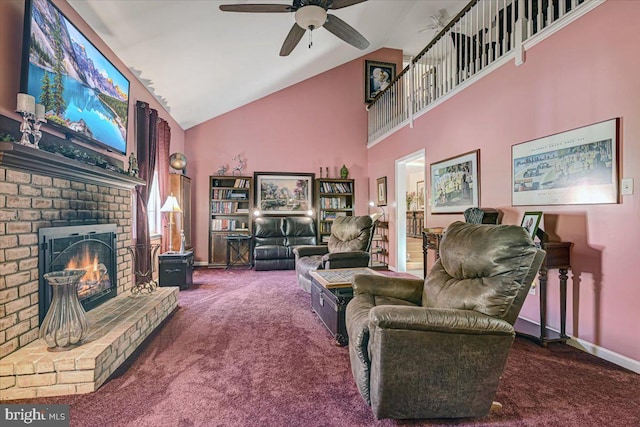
0,142,145,189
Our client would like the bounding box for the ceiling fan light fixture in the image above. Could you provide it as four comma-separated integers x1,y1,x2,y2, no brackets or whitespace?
295,5,327,31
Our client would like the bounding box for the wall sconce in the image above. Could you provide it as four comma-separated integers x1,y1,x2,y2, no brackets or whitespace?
160,194,182,252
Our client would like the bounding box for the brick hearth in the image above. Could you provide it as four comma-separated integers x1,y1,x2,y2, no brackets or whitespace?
0,140,174,400
0,287,178,400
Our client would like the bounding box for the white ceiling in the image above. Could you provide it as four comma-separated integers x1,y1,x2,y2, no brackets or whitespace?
68,0,466,130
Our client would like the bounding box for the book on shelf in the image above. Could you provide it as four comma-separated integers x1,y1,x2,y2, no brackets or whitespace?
212,188,249,200
320,197,349,209
321,211,348,220
210,218,247,231
233,178,250,188
319,181,352,194
211,201,250,214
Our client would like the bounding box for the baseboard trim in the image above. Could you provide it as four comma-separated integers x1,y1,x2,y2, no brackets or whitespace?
519,316,640,374
567,337,640,374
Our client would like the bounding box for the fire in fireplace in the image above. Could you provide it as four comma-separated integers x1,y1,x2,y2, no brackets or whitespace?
38,224,117,323
66,245,112,301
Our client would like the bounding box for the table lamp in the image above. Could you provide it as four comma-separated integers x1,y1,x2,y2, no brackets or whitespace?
160,193,182,252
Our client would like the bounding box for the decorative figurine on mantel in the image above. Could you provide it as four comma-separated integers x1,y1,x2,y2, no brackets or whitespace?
217,165,228,176
325,167,329,178
128,152,139,177
340,164,349,179
232,154,246,176
319,167,323,178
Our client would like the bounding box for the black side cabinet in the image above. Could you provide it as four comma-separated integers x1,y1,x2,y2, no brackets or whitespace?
159,251,193,289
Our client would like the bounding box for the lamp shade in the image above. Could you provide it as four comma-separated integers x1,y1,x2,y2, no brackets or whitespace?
160,195,182,213
295,5,327,30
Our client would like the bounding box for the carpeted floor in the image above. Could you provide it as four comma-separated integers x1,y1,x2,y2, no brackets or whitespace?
8,268,640,426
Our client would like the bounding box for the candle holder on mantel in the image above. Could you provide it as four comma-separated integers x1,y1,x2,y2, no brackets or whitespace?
16,93,46,148
39,270,91,352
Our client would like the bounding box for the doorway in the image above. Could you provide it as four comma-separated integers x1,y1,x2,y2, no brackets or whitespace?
395,149,425,277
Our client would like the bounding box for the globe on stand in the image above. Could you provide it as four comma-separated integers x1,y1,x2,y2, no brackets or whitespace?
169,152,187,174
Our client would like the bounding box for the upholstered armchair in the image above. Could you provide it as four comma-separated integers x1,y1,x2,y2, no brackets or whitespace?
293,216,375,293
346,221,546,419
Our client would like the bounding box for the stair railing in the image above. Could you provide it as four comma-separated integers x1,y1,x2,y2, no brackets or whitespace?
367,0,600,145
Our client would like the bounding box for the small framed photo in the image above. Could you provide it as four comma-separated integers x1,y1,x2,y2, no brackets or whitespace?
520,211,543,239
364,60,396,103
376,176,387,206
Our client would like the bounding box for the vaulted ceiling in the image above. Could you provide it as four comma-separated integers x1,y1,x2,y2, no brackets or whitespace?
68,0,467,130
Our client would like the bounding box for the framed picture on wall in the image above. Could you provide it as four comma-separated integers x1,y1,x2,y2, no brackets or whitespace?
430,150,480,214
376,176,387,206
512,118,620,206
364,60,396,103
254,172,314,215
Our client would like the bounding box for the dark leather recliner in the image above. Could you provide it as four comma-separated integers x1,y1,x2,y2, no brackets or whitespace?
463,207,503,224
346,221,546,419
253,216,316,271
293,216,375,293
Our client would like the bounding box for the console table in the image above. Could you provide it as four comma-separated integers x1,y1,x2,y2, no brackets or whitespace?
515,239,572,346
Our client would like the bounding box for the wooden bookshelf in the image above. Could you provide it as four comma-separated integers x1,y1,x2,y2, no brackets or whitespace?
315,178,354,244
208,175,253,267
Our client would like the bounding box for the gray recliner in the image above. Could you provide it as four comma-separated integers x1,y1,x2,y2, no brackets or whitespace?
293,216,374,293
345,221,546,419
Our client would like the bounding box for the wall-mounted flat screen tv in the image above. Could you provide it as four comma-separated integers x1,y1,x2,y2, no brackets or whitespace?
20,0,130,155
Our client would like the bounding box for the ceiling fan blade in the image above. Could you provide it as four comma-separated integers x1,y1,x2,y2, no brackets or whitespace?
219,4,293,13
323,14,369,50
329,0,368,10
280,24,306,56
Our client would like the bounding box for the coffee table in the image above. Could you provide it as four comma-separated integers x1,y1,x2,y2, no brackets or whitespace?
309,267,381,346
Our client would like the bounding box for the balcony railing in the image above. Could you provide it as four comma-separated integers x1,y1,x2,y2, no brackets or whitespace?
367,0,602,145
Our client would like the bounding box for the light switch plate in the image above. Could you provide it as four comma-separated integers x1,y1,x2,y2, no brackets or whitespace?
621,178,634,195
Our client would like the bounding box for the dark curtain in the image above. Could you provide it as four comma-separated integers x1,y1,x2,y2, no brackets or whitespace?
157,119,171,253
134,101,158,282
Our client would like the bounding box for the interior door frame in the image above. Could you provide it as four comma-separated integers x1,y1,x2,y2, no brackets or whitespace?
395,148,425,272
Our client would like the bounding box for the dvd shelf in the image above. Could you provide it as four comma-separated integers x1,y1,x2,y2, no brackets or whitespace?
209,175,253,267
315,178,354,244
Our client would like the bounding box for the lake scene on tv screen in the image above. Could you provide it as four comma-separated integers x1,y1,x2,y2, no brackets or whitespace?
26,0,129,154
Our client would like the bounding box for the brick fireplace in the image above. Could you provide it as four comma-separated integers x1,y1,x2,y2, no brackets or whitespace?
0,141,178,400
0,143,136,358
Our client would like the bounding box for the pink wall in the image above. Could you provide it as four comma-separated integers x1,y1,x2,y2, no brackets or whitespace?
185,48,403,265
368,2,639,362
0,0,185,162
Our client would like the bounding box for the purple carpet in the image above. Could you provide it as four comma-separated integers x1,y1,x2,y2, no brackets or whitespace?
10,268,640,426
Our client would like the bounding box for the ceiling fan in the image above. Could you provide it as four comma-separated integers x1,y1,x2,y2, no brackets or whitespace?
418,8,451,35
219,0,370,56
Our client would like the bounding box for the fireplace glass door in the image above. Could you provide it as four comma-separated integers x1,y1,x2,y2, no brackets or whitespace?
39,224,117,323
